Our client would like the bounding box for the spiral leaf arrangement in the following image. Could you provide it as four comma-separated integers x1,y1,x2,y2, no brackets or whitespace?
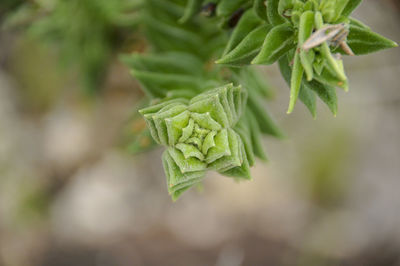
140,84,253,200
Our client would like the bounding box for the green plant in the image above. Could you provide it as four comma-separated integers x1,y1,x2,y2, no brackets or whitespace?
125,0,396,200
140,84,252,200
3,0,397,200
215,0,397,114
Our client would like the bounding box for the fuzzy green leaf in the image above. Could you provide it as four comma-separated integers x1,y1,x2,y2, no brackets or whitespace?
267,0,286,25
314,12,347,82
217,0,247,17
131,70,203,98
332,0,350,22
247,90,284,137
278,56,316,117
288,51,304,113
217,24,272,66
252,23,295,65
163,151,205,201
253,0,269,22
122,52,204,76
315,68,348,91
341,0,363,17
349,17,369,30
245,110,268,160
306,80,338,116
279,56,337,116
345,24,398,55
223,9,262,56
298,11,315,81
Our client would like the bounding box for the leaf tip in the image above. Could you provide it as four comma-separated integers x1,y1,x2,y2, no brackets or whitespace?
251,57,260,65
287,98,296,114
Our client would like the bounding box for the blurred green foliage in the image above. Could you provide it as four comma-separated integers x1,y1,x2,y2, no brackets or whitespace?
0,0,24,21
3,0,141,94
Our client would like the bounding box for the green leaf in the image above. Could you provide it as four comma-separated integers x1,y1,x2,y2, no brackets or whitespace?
298,11,315,45
163,151,205,201
345,24,398,55
267,0,286,25
131,70,202,98
179,0,203,23
217,0,247,17
315,12,347,81
320,0,336,22
223,9,262,56
349,17,369,30
247,90,284,138
169,147,208,172
298,83,317,118
143,16,203,49
341,0,363,17
253,0,269,22
279,56,338,116
246,110,268,160
217,24,272,66
252,23,295,65
288,51,304,113
221,142,251,180
278,56,316,117
298,11,315,81
234,122,255,166
122,52,204,76
140,100,187,144
306,80,338,116
189,95,230,128
153,104,188,145
205,129,231,164
332,0,350,22
209,129,243,171
315,67,348,91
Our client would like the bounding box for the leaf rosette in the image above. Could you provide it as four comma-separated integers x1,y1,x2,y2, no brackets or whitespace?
139,84,251,200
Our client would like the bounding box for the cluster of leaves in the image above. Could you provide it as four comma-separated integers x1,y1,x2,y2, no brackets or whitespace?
122,0,285,200
209,0,398,116
3,0,140,93
124,0,396,200
140,84,253,200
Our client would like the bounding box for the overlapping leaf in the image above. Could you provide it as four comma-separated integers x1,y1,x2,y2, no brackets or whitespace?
205,0,397,115
123,0,396,201
139,84,252,200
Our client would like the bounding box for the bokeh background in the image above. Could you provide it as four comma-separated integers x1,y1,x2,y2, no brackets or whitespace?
0,1,399,265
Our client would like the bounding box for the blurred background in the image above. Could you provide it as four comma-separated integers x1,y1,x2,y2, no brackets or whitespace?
0,1,399,265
